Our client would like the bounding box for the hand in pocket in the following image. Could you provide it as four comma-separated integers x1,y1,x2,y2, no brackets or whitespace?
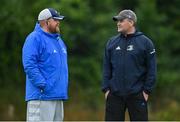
105,90,110,99
143,91,149,101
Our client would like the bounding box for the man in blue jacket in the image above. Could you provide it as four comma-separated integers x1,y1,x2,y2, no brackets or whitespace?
22,8,68,121
102,9,156,121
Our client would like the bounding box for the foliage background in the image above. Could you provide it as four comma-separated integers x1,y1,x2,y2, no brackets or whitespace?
0,0,179,120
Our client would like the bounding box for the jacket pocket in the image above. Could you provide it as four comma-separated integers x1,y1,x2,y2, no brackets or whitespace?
109,78,119,93
43,78,55,93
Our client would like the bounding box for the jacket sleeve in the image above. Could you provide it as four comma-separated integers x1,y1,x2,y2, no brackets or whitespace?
22,35,46,90
102,41,112,93
144,39,157,94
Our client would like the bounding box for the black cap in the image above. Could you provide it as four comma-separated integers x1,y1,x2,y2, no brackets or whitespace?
113,9,137,23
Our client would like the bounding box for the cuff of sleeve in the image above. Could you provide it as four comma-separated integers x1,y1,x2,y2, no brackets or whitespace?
143,89,151,95
38,82,46,90
102,87,110,93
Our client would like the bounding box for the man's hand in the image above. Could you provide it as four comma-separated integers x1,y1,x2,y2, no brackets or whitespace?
105,90,110,99
143,91,149,101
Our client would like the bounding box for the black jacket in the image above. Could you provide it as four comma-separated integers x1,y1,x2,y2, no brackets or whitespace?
102,31,156,96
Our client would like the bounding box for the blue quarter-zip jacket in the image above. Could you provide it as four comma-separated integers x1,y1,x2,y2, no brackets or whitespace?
22,23,68,101
102,31,156,96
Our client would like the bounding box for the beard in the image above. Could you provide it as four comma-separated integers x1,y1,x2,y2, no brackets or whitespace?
55,26,60,33
48,25,60,33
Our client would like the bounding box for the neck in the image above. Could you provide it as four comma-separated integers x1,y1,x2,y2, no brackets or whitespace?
42,27,49,33
39,21,50,33
125,26,136,35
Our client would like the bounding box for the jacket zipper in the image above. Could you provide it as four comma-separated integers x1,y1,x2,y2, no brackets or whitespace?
122,37,128,93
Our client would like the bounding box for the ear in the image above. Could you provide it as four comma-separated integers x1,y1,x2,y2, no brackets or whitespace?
46,20,49,25
129,20,134,26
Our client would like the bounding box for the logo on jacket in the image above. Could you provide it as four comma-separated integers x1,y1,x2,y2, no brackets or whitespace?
53,49,57,53
62,48,67,54
127,45,134,51
150,49,155,54
116,46,121,50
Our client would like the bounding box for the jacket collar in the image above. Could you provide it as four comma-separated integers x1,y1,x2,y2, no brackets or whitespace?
34,22,61,39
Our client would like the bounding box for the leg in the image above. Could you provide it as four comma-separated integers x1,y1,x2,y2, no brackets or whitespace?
40,101,56,121
105,93,126,121
127,92,148,121
26,100,41,122
54,100,64,121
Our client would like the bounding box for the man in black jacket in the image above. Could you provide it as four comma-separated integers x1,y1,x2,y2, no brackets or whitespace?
102,9,156,121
